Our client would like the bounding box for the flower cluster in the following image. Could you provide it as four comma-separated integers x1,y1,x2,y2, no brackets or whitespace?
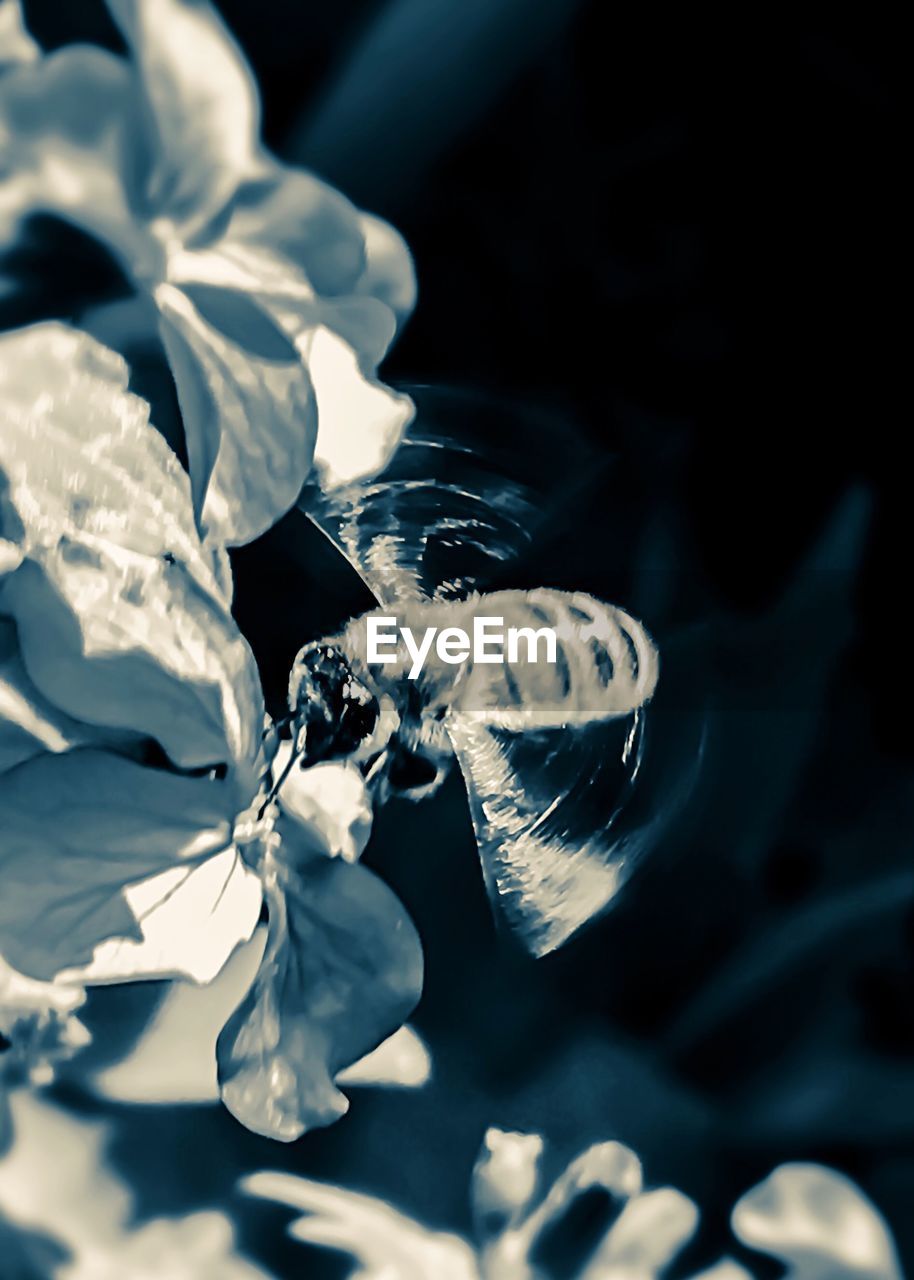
0,0,421,1143
247,1126,904,1279
0,1092,273,1279
1,0,415,544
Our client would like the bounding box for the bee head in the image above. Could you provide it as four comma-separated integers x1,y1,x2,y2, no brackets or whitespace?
288,643,380,766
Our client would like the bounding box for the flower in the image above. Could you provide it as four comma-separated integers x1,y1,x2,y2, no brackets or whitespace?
0,0,38,72
0,957,88,1087
0,1091,273,1279
0,322,422,1140
245,1127,904,1279
0,0,415,546
0,954,88,1156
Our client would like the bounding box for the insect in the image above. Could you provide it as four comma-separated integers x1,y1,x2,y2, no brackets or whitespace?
275,389,700,957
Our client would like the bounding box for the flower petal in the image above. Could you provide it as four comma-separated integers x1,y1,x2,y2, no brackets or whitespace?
274,745,373,863
335,1025,432,1089
217,822,423,1140
581,1187,699,1277
304,324,414,490
0,617,130,773
492,1141,644,1276
105,0,260,231
155,281,317,546
242,1172,480,1280
59,846,262,986
471,1129,544,1233
225,168,367,295
167,239,412,499
0,45,152,267
0,748,235,981
356,212,418,320
0,953,88,1093
731,1163,902,1279
0,0,39,71
91,939,428,1108
0,323,263,776
91,930,266,1104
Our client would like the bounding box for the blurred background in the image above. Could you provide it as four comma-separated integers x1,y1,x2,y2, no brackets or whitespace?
8,2,908,1276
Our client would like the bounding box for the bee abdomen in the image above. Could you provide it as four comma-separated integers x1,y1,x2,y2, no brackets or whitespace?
451,588,659,729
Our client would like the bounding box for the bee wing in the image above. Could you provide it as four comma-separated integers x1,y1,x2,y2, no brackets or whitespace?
444,588,699,956
298,385,595,607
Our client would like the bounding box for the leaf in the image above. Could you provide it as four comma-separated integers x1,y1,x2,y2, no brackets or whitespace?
0,748,236,981
217,818,423,1141
0,322,263,777
731,1164,903,1279
155,281,317,546
666,870,914,1056
700,488,870,875
105,0,261,232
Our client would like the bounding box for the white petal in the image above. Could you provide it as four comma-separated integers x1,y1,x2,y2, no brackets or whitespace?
582,1187,699,1276
106,0,261,231
92,929,266,1105
337,1025,432,1089
0,952,84,1017
276,745,373,863
59,848,262,986
304,326,414,490
243,1172,480,1280
357,212,418,320
732,1163,902,1279
0,0,39,69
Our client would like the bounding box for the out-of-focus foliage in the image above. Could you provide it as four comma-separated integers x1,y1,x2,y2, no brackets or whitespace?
0,1091,273,1279
0,955,87,1153
0,0,38,69
0,0,415,546
246,1127,904,1279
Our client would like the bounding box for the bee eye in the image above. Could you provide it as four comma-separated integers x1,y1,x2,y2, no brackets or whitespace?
291,644,380,765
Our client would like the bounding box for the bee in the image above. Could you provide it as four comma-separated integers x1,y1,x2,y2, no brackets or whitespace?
278,390,701,956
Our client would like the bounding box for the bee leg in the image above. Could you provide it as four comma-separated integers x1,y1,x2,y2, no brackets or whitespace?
363,750,390,787
258,742,302,817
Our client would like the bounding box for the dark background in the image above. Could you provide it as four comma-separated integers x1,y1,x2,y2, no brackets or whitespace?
20,2,910,1276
